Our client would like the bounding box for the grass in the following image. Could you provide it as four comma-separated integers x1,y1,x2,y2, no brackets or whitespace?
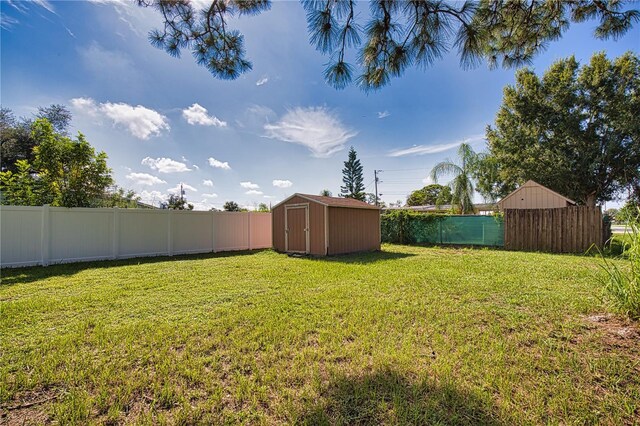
1,245,639,425
599,219,640,319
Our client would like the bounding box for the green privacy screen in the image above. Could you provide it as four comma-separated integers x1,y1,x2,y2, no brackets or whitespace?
381,212,504,246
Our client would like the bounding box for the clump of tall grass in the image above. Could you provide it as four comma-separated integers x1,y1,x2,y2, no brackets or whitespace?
598,209,640,319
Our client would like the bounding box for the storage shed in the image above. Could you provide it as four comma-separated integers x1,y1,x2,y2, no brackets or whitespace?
272,193,380,256
498,180,576,210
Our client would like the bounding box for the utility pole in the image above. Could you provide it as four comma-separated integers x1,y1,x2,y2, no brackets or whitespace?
180,183,184,203
374,170,382,206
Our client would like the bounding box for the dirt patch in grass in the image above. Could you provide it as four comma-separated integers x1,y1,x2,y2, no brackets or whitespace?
584,314,640,354
0,388,58,425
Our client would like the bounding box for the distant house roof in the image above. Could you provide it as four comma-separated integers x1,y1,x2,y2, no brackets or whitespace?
497,180,576,209
136,200,158,209
273,193,380,210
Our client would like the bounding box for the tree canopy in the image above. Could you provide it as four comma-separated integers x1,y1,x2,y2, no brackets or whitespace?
478,51,640,206
138,0,638,90
1,104,72,172
406,183,452,206
340,146,365,201
0,119,114,208
223,200,241,211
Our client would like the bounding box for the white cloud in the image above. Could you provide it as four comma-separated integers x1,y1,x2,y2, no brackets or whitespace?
138,190,164,206
71,97,169,139
256,76,269,86
167,183,198,195
240,181,260,190
182,103,227,127
101,102,169,139
141,157,191,173
245,190,263,195
70,97,99,115
5,0,28,13
208,157,231,170
126,172,167,186
190,201,217,211
0,14,20,30
202,193,218,199
387,135,485,157
202,179,214,187
377,111,391,119
247,104,276,119
272,179,292,188
264,107,357,157
263,195,276,199
78,42,138,81
32,0,55,14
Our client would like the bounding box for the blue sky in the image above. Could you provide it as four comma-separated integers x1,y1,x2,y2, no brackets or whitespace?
1,0,638,209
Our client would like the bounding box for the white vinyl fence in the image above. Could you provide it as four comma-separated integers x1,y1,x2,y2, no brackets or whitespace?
0,206,272,268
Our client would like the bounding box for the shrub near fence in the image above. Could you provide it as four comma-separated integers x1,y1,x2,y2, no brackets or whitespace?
381,211,504,246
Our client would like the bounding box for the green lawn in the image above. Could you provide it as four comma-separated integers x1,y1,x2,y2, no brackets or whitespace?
1,245,638,425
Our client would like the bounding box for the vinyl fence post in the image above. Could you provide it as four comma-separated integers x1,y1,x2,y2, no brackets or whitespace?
248,212,252,251
112,207,120,260
211,211,216,253
41,204,50,266
167,209,174,256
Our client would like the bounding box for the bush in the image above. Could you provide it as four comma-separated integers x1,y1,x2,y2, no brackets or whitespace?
381,211,445,244
598,208,640,319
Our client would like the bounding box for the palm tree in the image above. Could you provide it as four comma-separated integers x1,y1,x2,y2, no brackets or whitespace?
319,189,332,197
430,143,478,214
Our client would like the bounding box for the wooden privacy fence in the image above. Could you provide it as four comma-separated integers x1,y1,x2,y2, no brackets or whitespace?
504,206,603,253
0,206,272,268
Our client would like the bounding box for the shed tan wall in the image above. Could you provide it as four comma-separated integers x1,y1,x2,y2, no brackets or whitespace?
327,207,380,255
499,184,570,209
271,196,325,255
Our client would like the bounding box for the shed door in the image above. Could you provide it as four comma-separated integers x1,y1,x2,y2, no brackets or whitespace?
286,206,309,253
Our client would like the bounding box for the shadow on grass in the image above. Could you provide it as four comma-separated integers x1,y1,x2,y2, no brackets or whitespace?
0,249,270,287
299,369,504,425
386,242,505,251
318,250,416,264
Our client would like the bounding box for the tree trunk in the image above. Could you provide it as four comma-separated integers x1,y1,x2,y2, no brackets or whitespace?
585,192,597,207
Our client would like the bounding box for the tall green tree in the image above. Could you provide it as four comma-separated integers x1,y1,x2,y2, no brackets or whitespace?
479,52,640,206
406,184,452,206
164,194,194,210
430,143,478,214
139,1,638,90
1,104,73,172
319,189,332,197
0,119,113,207
340,146,365,201
99,186,141,208
0,159,38,206
223,201,241,212
33,119,113,207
